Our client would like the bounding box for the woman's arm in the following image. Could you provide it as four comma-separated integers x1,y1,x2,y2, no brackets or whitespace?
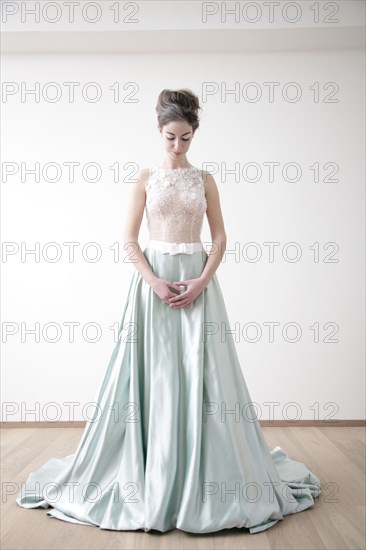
199,171,227,286
123,169,158,287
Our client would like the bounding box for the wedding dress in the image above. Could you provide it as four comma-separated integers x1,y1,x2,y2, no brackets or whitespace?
16,166,321,534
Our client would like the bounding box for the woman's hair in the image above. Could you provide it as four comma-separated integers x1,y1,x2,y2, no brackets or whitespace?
156,88,202,134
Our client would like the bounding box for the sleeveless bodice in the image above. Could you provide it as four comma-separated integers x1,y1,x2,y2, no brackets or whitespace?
145,166,207,250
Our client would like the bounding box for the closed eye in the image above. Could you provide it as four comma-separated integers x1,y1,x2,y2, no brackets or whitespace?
167,138,189,141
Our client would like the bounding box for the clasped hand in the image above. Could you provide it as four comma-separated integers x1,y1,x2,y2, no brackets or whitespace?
151,277,206,309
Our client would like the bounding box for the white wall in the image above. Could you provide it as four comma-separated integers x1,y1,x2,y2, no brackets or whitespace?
1,48,365,421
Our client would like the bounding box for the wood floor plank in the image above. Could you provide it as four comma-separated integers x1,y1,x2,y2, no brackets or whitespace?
1,427,365,550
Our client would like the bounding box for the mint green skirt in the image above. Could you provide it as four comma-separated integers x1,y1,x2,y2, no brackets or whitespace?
16,244,321,534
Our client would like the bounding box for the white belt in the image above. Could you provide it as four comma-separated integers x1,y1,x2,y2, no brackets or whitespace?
146,240,204,255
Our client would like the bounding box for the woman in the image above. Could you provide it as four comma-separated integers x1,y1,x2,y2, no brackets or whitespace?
16,88,321,534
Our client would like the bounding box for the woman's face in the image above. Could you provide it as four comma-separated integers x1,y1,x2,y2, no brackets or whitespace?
159,121,194,160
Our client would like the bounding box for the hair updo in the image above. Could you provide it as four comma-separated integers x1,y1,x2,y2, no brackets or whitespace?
156,88,202,134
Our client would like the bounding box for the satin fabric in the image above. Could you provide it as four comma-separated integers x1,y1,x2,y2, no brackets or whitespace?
147,239,204,254
16,245,321,534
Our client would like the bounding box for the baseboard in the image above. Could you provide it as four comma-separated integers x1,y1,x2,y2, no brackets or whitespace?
1,419,365,428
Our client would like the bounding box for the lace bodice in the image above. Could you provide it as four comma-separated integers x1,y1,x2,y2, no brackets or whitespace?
145,166,207,246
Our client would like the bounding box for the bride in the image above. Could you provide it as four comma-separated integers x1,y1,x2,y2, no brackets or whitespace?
16,88,321,535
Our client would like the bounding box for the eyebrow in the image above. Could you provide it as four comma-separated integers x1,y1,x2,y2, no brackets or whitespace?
166,131,191,137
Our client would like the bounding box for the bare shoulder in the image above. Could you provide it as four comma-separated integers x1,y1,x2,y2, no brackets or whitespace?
200,169,220,197
199,170,226,235
134,167,150,192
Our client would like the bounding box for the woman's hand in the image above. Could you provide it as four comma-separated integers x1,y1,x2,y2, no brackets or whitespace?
167,278,207,309
150,278,189,306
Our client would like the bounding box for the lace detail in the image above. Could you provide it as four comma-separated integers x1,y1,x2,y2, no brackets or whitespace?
145,166,207,246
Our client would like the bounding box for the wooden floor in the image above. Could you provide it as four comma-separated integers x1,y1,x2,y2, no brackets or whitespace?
1,426,365,550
